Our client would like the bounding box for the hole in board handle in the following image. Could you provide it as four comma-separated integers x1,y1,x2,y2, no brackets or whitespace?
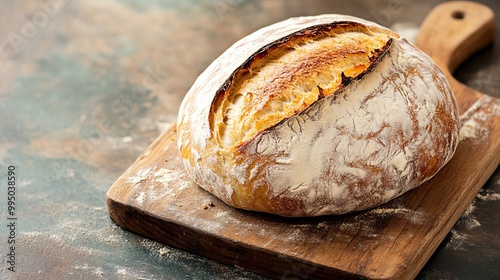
452,11,465,20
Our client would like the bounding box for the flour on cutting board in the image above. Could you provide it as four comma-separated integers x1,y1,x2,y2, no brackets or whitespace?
126,165,428,242
367,207,426,224
127,167,192,206
127,167,153,184
459,95,500,141
459,119,480,141
153,168,184,185
204,201,427,249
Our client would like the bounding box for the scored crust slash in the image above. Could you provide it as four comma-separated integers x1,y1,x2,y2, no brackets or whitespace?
176,14,460,217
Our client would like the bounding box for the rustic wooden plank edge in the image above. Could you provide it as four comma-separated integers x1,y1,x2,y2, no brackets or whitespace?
107,197,363,279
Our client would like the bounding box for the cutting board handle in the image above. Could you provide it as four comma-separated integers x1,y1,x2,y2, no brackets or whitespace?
416,1,494,73
416,1,495,113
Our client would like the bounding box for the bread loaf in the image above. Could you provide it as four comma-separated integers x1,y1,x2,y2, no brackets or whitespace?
176,14,460,217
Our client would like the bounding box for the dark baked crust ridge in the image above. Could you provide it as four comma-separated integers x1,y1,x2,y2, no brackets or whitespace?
211,21,392,96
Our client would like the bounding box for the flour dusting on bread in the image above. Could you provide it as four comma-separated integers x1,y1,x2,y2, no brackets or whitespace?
177,14,460,217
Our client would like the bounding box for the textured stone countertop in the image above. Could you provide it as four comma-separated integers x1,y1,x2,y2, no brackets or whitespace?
0,0,499,279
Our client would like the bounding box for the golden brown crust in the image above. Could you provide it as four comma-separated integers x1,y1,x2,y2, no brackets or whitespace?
211,22,397,149
177,15,460,217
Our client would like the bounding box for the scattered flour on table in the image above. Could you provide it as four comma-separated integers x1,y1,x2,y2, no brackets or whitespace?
159,247,171,256
73,264,105,278
140,239,171,258
19,204,124,276
476,191,500,201
446,229,471,251
460,203,481,230
122,136,133,143
106,136,148,152
18,178,34,187
446,206,478,251
155,121,173,134
113,265,158,280
446,188,500,250
19,200,196,279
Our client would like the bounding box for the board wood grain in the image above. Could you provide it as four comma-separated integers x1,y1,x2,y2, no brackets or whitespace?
107,2,499,279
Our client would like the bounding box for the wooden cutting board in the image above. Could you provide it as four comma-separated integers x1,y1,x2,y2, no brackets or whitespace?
107,2,499,279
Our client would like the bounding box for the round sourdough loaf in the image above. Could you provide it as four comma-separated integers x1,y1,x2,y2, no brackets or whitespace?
176,14,460,217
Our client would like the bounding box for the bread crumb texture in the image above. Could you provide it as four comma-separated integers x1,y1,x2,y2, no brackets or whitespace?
177,15,460,216
212,23,393,148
